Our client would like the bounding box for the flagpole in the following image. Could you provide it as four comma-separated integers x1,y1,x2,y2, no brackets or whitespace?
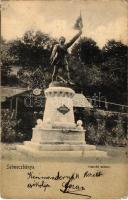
73,11,83,61
79,10,82,61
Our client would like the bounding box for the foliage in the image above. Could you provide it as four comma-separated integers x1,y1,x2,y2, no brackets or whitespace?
71,37,102,64
1,38,19,85
84,110,128,146
1,30,57,87
70,38,127,104
69,57,102,94
100,40,127,104
9,30,57,69
1,109,25,143
1,38,16,66
1,30,127,104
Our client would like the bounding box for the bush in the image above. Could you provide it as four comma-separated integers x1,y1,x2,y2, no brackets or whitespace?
1,109,24,143
81,109,128,146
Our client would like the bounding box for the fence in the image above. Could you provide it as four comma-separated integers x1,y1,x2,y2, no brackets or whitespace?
87,97,128,113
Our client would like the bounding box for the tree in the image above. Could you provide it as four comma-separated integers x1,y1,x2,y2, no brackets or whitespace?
1,37,19,85
5,30,57,87
102,40,127,77
70,37,102,95
101,40,127,104
71,37,102,64
68,56,102,95
9,30,57,69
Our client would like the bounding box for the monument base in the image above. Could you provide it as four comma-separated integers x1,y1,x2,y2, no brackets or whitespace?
17,83,107,158
17,142,108,158
32,128,86,144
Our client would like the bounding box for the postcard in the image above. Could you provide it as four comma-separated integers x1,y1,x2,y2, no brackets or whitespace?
1,0,128,199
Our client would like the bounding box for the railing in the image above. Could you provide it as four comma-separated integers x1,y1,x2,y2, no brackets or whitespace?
87,97,128,113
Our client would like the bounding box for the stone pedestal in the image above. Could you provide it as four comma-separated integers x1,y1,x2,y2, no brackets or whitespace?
17,82,107,158
31,84,86,145
43,86,76,129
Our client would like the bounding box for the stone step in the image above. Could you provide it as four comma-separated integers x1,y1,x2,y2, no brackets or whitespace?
17,144,107,158
24,141,96,151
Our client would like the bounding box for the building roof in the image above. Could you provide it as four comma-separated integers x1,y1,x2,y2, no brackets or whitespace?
73,93,93,108
1,86,93,108
0,86,29,102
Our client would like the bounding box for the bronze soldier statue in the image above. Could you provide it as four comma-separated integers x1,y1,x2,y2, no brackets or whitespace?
50,30,82,84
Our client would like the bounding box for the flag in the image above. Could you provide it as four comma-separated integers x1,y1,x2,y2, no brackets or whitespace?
74,13,83,30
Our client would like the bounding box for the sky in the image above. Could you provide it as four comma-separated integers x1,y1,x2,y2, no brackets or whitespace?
1,0,128,48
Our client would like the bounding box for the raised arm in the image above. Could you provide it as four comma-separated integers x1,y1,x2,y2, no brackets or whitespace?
65,30,82,49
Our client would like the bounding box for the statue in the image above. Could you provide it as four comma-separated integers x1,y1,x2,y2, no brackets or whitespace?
50,30,82,84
